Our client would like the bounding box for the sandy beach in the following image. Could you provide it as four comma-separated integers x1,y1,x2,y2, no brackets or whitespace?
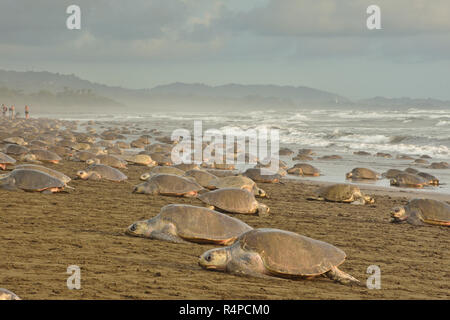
1,160,448,300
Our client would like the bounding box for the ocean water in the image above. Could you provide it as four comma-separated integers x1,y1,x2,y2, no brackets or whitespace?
38,108,450,195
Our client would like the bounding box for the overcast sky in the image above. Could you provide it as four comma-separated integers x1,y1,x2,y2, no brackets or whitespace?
1,0,449,99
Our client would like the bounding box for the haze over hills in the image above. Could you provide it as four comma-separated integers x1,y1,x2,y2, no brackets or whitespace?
0,69,449,112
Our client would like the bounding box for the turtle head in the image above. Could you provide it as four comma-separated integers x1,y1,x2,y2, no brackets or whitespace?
85,158,98,165
132,182,156,194
390,178,398,186
390,206,407,222
126,220,152,237
257,203,270,217
345,172,352,179
76,170,89,180
198,248,229,271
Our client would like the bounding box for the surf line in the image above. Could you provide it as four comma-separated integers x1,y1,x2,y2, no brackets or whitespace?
178,304,214,317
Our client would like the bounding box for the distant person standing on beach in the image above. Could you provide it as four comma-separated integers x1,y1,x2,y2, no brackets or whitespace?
25,105,30,119
1,104,6,117
9,105,15,119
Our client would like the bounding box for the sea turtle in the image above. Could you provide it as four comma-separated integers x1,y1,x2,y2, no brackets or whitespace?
292,154,313,161
3,137,27,146
29,149,62,164
124,154,157,167
0,169,69,193
297,149,316,156
0,288,21,300
147,152,173,166
417,172,439,185
413,159,429,165
0,152,16,170
133,174,204,197
14,164,71,184
287,163,320,176
206,169,237,178
86,154,127,169
140,166,185,181
70,151,96,162
318,155,343,160
396,154,414,160
376,152,392,158
198,188,269,217
212,175,267,198
307,184,374,205
4,144,29,156
279,148,294,156
346,168,380,180
173,163,200,171
126,204,253,244
353,151,371,156
198,228,360,285
382,169,404,179
428,162,449,169
404,167,419,174
390,199,450,226
184,169,219,189
76,164,128,182
243,168,281,183
390,173,428,188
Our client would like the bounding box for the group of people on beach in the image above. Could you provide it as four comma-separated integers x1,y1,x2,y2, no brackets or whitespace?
1,104,30,120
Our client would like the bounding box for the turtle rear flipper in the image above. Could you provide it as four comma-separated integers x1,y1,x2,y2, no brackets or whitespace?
325,266,362,286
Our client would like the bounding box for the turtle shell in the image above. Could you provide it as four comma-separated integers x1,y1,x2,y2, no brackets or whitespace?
198,188,258,214
86,164,127,181
14,164,71,183
317,184,360,202
213,175,255,190
8,169,65,191
392,173,427,186
158,204,252,243
151,166,185,176
94,155,127,168
383,169,404,178
243,168,281,183
184,169,219,188
4,144,29,155
349,168,378,179
407,199,450,225
238,228,346,276
30,149,62,162
148,174,203,194
289,163,320,175
0,152,16,165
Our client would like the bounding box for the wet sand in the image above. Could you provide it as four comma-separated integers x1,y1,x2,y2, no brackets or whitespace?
0,161,449,300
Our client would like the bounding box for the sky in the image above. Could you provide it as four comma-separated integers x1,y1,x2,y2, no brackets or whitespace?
0,0,449,100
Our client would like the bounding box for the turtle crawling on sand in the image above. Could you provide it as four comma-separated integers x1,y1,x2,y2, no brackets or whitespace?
287,163,320,176
133,174,204,197
243,168,281,183
346,168,380,180
140,166,185,181
198,188,269,217
417,172,439,186
199,228,361,285
390,173,428,188
76,164,127,182
14,164,71,184
0,288,21,300
0,169,69,193
212,175,267,198
126,204,253,244
307,184,374,205
390,199,450,226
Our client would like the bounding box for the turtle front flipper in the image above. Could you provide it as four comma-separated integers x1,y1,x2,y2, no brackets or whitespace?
325,266,362,286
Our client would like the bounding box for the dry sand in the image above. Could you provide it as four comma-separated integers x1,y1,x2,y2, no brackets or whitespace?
0,161,449,300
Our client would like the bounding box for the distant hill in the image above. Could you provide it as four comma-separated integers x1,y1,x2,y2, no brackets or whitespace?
0,69,449,111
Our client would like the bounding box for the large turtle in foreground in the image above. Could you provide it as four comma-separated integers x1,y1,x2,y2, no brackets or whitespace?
0,169,69,193
76,164,127,182
126,204,253,244
0,152,16,170
133,174,204,197
390,199,450,226
199,228,360,285
198,188,269,217
307,184,374,205
0,288,21,300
